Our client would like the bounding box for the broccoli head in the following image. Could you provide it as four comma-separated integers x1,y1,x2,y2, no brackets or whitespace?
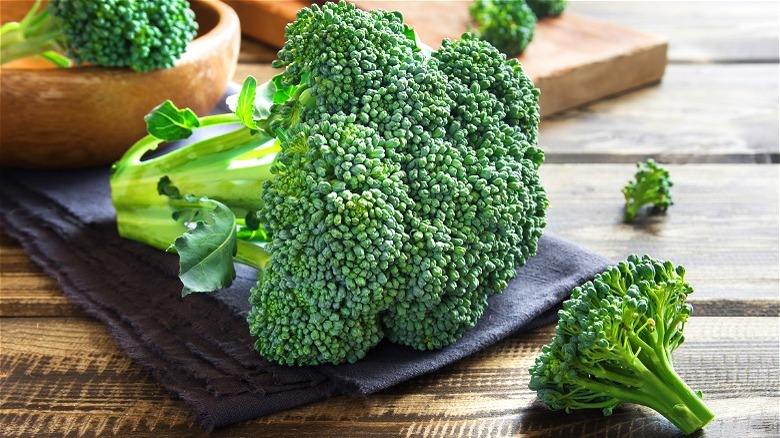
0,0,197,71
110,1,547,366
526,0,568,18
469,0,537,57
528,255,715,435
623,159,674,222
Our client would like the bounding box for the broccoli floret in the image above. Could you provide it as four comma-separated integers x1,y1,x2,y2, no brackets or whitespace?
110,1,547,366
528,255,715,435
526,0,568,18
469,0,537,57
0,0,197,71
623,159,674,222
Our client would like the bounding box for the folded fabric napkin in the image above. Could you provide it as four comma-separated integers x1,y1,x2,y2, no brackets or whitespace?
0,95,611,432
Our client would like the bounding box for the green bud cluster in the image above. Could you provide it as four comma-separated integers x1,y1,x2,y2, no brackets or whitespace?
248,1,547,364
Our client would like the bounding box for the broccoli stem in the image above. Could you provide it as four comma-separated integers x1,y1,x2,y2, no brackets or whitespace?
0,2,69,66
627,315,714,434
580,357,713,435
110,114,278,268
637,355,714,435
235,240,271,270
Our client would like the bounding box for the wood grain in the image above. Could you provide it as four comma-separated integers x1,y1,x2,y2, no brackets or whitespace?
539,64,780,163
0,235,82,317
569,1,780,63
0,318,198,436
1,316,777,437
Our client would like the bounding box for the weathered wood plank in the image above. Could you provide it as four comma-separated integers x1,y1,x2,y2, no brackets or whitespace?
569,1,780,63
539,63,780,163
1,164,777,317
0,318,198,436
0,233,82,317
1,317,777,437
541,164,779,303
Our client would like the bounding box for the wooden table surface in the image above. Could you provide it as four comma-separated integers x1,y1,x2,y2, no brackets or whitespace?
2,1,778,436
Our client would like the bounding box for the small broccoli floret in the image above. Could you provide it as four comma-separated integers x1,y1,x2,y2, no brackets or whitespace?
0,0,197,71
623,159,674,222
111,1,547,366
528,255,715,435
526,0,568,18
469,0,537,57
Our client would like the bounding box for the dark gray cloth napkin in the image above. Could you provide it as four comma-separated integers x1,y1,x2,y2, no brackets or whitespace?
0,93,611,431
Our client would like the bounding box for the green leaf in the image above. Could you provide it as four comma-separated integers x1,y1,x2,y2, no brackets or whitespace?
235,75,259,129
402,24,433,56
253,78,276,117
271,74,297,104
227,75,275,123
172,198,238,296
144,100,200,141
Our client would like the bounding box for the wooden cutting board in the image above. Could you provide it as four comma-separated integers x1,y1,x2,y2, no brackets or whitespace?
223,0,668,117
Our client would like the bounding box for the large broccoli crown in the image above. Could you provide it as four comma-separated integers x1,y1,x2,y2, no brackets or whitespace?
245,1,547,365
528,255,714,435
48,0,197,71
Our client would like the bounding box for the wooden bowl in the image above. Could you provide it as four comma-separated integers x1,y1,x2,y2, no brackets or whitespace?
0,0,241,169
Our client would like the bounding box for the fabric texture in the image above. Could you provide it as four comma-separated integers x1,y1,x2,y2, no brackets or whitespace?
0,91,611,431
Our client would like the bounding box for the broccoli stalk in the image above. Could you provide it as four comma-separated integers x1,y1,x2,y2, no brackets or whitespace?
529,255,715,435
623,159,674,222
0,0,70,66
0,0,197,71
110,84,278,294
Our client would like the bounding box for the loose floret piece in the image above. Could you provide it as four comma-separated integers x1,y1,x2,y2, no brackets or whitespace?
528,255,715,435
0,0,198,71
622,159,674,222
469,0,537,57
110,1,547,366
526,0,568,18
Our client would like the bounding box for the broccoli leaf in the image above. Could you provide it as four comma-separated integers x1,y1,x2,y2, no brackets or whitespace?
270,74,298,104
172,197,238,296
227,74,275,125
144,100,200,141
402,23,433,55
234,75,259,130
